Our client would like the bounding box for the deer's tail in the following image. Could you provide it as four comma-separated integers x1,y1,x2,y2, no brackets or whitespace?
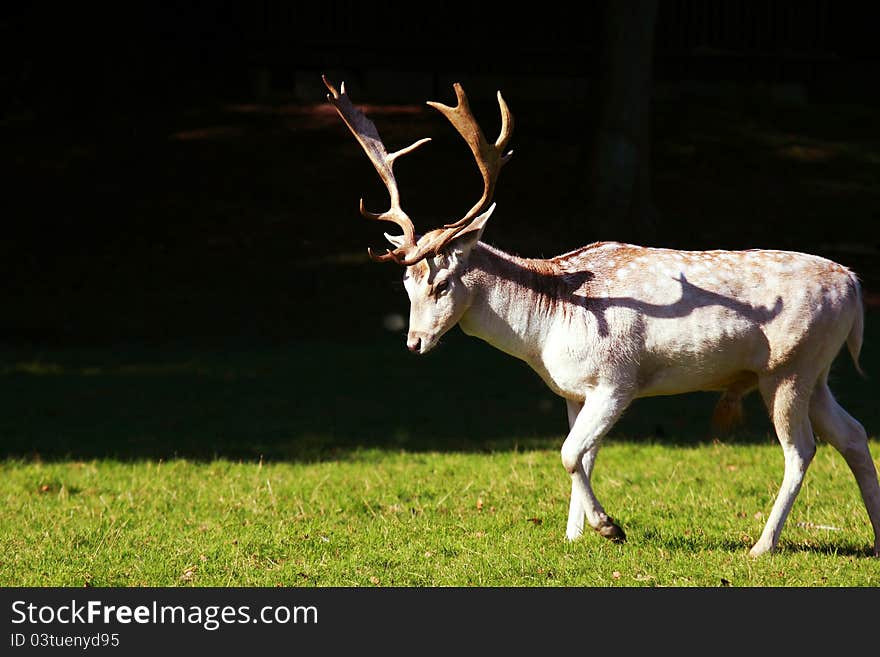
847,275,865,378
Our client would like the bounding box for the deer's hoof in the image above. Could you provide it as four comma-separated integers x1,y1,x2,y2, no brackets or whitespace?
597,518,626,543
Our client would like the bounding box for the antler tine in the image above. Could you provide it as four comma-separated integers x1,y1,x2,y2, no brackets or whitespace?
323,75,430,258
427,83,514,230
380,83,514,267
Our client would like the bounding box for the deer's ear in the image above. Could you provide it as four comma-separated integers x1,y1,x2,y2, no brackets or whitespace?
384,232,407,249
443,203,495,259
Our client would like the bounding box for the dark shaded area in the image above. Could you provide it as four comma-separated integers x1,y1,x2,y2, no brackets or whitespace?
2,3,879,460
2,320,875,462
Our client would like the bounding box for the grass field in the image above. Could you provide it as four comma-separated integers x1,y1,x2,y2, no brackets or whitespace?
3,443,879,587
2,323,878,587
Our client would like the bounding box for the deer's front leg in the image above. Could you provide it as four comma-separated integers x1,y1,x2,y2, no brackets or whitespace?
565,400,587,539
562,385,632,543
566,449,605,540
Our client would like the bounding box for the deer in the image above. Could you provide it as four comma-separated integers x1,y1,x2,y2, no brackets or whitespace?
322,75,880,557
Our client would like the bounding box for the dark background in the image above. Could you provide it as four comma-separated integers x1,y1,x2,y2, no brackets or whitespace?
2,2,878,459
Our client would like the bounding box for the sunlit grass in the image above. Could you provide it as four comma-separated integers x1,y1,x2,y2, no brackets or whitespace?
2,440,878,587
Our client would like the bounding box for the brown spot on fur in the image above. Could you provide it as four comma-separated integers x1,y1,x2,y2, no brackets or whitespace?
553,242,647,269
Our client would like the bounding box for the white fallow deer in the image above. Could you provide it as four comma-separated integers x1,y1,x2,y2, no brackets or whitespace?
323,75,880,557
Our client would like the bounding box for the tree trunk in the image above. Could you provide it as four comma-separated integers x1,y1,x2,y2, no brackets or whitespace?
584,0,659,245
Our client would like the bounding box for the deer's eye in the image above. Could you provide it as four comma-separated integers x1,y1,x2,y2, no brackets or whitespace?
434,279,450,296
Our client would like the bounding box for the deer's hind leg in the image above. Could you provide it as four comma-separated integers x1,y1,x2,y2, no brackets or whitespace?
809,372,880,557
750,374,817,557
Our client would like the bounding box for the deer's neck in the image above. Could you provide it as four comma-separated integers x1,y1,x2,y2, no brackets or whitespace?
459,243,562,364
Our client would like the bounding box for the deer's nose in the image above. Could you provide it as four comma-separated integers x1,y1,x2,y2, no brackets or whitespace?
407,336,422,353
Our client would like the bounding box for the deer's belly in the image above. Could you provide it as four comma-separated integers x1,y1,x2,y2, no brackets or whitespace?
637,323,769,396
534,312,770,400
637,366,757,397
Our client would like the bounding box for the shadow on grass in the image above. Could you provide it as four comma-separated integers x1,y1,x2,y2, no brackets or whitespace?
777,542,876,559
637,527,750,555
639,527,874,559
1,314,875,463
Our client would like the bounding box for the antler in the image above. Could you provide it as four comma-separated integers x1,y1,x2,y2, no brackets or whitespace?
324,75,513,266
428,83,513,230
323,75,429,263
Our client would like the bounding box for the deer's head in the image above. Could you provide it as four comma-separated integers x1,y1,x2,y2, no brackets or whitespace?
390,206,493,353
324,76,513,354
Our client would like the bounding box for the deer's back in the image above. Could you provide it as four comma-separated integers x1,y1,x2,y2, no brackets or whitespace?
546,242,861,396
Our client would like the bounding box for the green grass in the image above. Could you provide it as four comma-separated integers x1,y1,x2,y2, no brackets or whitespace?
2,441,879,587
